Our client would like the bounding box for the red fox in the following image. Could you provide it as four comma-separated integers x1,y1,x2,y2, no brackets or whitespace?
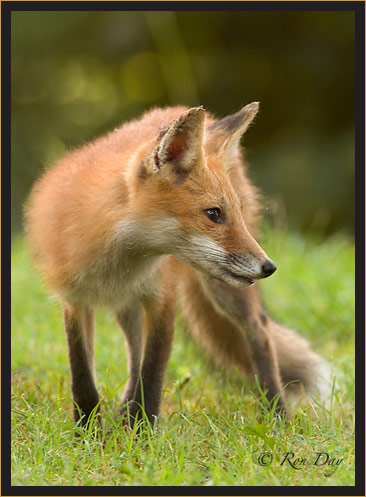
26,103,329,427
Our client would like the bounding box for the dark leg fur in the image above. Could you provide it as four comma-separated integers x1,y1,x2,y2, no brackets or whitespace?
205,280,286,410
179,271,286,412
115,303,143,407
62,303,101,429
128,296,175,426
245,320,286,412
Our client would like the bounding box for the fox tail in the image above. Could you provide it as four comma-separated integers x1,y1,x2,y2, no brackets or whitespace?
270,319,332,401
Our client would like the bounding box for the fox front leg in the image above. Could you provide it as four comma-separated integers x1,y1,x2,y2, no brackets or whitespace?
246,317,286,413
127,294,176,427
202,279,286,412
115,303,143,409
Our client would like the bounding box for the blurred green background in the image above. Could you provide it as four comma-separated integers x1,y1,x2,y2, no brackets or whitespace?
11,10,355,236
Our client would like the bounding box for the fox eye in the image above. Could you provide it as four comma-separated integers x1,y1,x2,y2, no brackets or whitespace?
203,207,224,224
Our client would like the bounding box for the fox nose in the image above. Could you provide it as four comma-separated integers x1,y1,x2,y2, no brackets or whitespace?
261,260,277,278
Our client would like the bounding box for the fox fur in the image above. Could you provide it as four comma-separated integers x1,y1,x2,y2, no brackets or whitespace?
25,104,330,427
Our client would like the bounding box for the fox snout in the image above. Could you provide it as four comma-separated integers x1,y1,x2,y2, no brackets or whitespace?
221,253,277,288
175,233,277,289
261,260,277,278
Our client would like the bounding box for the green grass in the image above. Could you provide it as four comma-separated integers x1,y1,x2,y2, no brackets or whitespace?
11,230,355,486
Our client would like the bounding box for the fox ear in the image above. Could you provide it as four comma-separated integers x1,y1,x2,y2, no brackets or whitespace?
207,102,259,158
152,107,205,176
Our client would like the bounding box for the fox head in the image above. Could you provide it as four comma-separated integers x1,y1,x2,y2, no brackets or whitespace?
130,103,276,288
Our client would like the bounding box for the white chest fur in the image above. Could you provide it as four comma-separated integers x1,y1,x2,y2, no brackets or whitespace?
64,216,175,308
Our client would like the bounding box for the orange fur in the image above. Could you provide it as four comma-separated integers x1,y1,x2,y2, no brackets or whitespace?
25,104,330,427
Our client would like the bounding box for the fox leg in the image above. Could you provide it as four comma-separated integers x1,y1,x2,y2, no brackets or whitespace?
177,269,285,410
115,303,143,407
244,316,286,410
62,302,100,427
204,280,285,409
177,270,254,376
128,294,176,425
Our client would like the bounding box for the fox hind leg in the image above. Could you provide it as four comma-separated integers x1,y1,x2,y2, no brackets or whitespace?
62,302,101,429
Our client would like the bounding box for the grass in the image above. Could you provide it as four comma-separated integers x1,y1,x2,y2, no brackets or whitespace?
10,229,355,487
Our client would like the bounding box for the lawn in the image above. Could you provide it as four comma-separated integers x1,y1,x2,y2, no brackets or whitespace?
10,229,355,487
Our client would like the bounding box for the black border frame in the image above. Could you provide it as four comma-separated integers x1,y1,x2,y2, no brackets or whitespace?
2,2,365,496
